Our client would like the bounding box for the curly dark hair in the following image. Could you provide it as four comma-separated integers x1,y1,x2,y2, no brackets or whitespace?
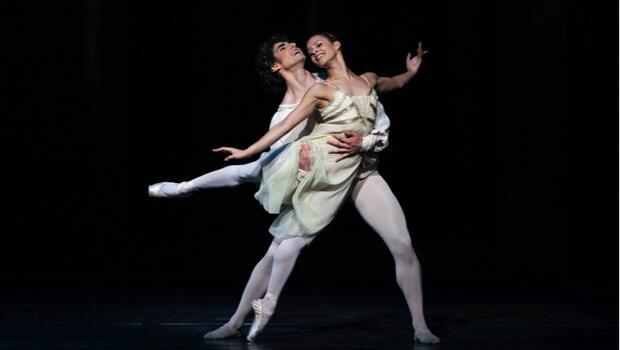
255,34,292,93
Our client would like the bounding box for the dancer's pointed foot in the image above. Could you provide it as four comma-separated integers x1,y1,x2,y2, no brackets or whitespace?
246,296,276,342
148,181,194,198
414,327,440,344
203,323,240,340
148,182,168,197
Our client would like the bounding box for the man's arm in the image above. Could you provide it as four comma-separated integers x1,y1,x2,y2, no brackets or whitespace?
326,101,391,161
361,101,390,152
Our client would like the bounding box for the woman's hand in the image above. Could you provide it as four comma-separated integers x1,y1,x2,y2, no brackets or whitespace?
373,42,429,93
213,147,250,161
405,42,429,75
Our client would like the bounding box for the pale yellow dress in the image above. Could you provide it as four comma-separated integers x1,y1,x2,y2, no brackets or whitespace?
255,83,378,243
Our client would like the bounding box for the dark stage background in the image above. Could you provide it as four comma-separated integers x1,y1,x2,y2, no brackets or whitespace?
6,0,618,312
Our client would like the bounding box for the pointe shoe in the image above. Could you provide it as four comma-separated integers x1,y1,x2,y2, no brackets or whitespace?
203,323,240,340
246,298,275,342
148,181,193,198
414,328,440,344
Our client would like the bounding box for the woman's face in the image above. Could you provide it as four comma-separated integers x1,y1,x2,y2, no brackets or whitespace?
306,35,338,68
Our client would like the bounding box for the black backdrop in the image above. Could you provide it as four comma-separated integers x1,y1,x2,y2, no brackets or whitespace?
6,1,618,302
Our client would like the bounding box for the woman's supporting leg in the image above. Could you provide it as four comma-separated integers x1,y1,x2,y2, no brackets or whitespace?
247,236,311,341
203,240,279,339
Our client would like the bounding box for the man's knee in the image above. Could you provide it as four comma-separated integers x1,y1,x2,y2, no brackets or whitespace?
390,234,416,262
236,162,262,183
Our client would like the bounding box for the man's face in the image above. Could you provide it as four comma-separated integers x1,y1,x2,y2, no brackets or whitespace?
271,41,305,72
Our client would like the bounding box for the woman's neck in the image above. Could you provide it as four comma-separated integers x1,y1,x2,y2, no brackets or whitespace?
324,55,354,83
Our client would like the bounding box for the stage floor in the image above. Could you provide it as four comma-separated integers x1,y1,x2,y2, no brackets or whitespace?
1,282,616,349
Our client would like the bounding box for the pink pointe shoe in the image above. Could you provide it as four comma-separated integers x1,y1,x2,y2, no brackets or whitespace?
246,297,276,342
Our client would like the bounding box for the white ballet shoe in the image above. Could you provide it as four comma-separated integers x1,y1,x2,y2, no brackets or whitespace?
202,323,240,340
414,328,440,344
148,182,168,197
246,298,275,342
148,181,193,198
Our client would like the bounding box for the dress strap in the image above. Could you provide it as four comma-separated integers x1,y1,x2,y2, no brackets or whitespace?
320,80,337,89
360,74,372,88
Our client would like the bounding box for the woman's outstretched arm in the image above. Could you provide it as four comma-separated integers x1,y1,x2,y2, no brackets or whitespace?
366,42,428,93
214,83,329,161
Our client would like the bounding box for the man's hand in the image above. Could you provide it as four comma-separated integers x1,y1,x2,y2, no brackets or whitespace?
327,131,363,162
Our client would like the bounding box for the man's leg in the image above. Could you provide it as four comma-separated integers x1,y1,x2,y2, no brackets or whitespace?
351,172,439,343
149,160,262,197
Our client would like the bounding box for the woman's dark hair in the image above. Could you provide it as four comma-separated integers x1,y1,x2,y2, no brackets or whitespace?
312,32,339,43
256,34,292,93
